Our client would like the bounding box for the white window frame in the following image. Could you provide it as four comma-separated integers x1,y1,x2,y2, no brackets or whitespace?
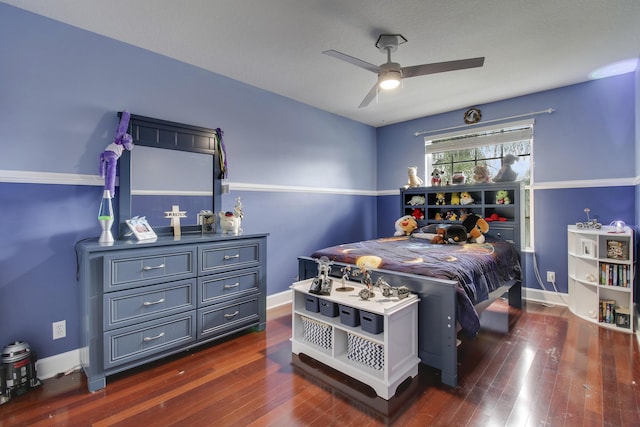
424,119,535,251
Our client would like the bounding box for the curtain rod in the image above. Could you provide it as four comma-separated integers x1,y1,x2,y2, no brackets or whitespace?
413,108,555,137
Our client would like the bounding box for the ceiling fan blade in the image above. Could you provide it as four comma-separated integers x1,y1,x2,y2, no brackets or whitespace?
358,83,378,108
402,57,485,78
323,49,379,73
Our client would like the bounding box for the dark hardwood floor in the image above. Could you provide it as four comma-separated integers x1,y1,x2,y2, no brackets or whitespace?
1,299,639,426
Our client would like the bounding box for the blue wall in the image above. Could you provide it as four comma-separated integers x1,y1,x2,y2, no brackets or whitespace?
0,5,376,358
0,4,637,362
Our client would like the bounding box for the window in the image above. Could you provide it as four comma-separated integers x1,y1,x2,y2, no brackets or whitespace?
424,119,534,249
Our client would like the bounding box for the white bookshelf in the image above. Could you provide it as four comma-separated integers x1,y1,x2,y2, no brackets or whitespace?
567,225,635,333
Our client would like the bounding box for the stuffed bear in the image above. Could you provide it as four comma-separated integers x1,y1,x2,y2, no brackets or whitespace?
461,214,490,243
495,189,511,204
460,191,474,205
435,192,446,205
405,166,424,188
394,215,418,236
473,164,491,183
450,192,460,205
493,154,518,182
411,208,425,220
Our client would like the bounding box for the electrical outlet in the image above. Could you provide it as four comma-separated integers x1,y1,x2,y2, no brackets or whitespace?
546,271,556,283
53,320,66,340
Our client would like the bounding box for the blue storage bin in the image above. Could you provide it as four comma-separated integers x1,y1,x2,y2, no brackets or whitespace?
319,299,339,317
339,304,360,327
305,295,319,313
360,310,384,334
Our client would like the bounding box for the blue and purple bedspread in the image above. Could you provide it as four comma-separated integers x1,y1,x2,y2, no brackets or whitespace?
311,235,521,337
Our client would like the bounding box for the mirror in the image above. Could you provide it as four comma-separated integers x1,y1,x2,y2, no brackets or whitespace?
118,113,222,237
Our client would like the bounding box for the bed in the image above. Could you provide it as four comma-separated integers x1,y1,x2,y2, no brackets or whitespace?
298,232,522,387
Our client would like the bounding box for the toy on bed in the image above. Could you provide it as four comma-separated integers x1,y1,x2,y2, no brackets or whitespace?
493,154,518,182
460,191,474,205
414,224,467,244
495,189,511,204
435,192,446,205
99,111,134,197
473,164,491,183
405,166,424,188
461,214,490,243
450,192,460,205
430,168,443,186
394,215,418,236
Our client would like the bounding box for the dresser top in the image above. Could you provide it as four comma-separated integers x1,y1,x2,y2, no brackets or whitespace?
76,232,268,254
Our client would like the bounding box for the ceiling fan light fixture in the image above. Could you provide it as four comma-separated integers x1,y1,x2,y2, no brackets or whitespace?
378,64,402,90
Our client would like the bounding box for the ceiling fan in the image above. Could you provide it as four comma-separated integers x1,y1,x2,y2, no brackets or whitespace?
323,34,485,108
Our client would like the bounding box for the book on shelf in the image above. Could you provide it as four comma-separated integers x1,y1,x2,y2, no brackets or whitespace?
606,240,629,260
599,299,617,324
600,262,630,287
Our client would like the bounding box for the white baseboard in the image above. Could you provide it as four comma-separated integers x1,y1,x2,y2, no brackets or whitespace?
36,291,295,381
35,349,81,381
522,287,568,306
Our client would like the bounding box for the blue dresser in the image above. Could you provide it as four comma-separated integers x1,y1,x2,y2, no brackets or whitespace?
76,233,267,392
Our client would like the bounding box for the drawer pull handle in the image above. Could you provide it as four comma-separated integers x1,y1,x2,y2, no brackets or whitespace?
224,311,239,319
143,298,166,306
143,264,165,271
223,254,240,260
224,283,240,289
143,332,165,342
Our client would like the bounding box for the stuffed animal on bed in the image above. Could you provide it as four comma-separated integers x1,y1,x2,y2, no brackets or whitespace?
99,111,134,197
394,215,418,236
461,214,490,243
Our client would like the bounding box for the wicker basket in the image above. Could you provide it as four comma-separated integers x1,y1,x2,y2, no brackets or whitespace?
347,333,384,371
301,316,332,350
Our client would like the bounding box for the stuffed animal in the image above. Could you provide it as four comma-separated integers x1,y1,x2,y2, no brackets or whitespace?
429,225,468,244
460,191,474,205
219,210,242,235
461,214,490,243
408,195,425,206
394,215,418,236
435,192,446,205
450,192,460,205
493,154,518,182
434,212,443,220
445,211,457,221
495,189,511,204
485,213,507,222
430,168,443,186
411,208,425,220
405,166,424,188
473,165,491,183
99,111,134,196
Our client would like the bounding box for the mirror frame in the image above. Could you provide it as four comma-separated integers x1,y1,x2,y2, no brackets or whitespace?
117,113,222,237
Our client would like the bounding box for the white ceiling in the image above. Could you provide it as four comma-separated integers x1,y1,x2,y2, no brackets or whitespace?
4,0,640,127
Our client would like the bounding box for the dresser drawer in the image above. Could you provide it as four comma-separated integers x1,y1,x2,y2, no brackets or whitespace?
490,226,515,243
198,297,259,340
103,280,196,330
104,247,196,291
198,268,261,307
104,312,196,369
199,239,262,275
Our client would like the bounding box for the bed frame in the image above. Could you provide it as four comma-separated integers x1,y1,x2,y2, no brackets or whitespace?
298,256,521,387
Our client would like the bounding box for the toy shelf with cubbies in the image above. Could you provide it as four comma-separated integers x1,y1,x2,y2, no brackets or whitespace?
400,182,523,246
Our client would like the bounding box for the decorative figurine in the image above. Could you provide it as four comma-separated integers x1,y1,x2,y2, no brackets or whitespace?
576,208,602,229
165,205,187,236
309,256,333,295
405,166,424,188
335,265,355,292
219,198,243,235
